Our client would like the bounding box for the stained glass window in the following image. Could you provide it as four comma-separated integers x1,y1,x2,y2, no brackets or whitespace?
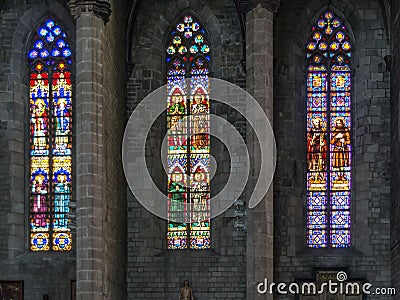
306,11,352,248
28,19,73,251
166,15,211,250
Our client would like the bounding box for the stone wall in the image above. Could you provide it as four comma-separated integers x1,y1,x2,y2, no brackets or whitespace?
391,0,400,294
274,0,391,298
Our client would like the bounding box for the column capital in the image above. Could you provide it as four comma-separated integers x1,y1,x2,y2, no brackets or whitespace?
68,0,112,23
252,0,281,13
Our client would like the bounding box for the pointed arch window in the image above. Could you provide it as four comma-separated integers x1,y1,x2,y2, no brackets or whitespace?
166,15,211,250
28,19,73,251
306,11,352,248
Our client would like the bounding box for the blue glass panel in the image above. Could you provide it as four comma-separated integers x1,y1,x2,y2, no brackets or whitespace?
40,50,49,58
39,27,48,36
35,40,44,49
51,49,61,57
46,33,55,43
29,50,38,59
62,48,71,57
52,26,62,36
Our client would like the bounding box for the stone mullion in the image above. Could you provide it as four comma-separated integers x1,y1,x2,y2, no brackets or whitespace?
246,4,274,300
69,1,110,298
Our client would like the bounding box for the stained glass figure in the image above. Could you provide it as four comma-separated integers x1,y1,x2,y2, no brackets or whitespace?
28,19,72,251
167,15,211,250
306,11,352,248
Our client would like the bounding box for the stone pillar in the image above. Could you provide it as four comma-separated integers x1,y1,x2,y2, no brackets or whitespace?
68,1,111,299
246,2,275,299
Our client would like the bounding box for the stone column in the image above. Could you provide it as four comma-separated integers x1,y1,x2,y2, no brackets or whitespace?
68,1,111,299
246,2,276,299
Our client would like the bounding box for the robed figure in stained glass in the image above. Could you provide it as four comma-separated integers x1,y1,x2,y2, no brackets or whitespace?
54,172,71,229
54,97,71,134
191,166,209,192
31,98,49,149
191,89,209,114
168,88,186,115
191,115,208,151
169,172,186,223
32,98,48,133
307,117,327,171
31,173,48,228
191,166,209,224
169,115,184,135
330,117,350,169
168,116,187,152
191,194,208,221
